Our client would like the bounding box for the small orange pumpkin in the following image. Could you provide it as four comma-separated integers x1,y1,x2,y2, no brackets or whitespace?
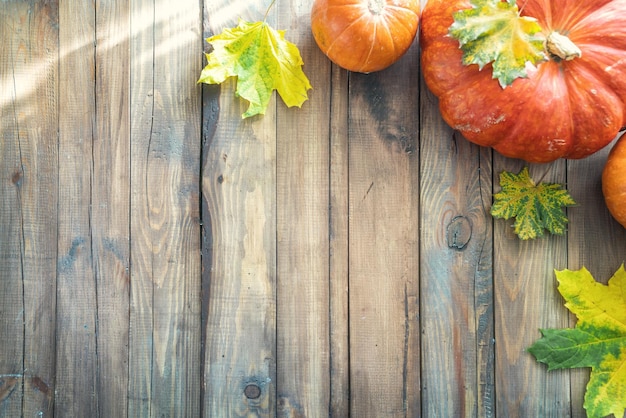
311,0,420,73
602,132,626,228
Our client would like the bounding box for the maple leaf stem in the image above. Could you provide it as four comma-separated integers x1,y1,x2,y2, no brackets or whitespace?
263,0,277,22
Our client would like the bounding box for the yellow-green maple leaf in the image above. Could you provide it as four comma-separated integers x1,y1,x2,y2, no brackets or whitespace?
449,0,546,88
491,167,576,240
199,20,312,118
528,266,626,418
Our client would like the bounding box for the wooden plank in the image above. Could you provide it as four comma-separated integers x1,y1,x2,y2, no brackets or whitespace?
419,88,494,416
493,160,571,417
275,1,330,416
329,65,350,417
129,0,202,415
56,1,98,416
202,1,277,415
0,3,27,416
93,1,130,416
348,55,421,416
6,2,59,416
0,2,61,416
566,143,626,418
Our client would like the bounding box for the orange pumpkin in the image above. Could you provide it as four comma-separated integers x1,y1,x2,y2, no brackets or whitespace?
602,132,626,228
311,0,420,73
420,0,626,163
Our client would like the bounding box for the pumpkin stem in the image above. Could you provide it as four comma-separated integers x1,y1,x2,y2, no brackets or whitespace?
368,0,385,15
546,31,581,61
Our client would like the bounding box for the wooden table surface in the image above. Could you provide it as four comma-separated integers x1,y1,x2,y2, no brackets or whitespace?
2,1,626,417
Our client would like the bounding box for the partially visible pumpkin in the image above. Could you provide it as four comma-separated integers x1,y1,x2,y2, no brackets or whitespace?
311,0,420,73
602,132,626,228
420,0,626,163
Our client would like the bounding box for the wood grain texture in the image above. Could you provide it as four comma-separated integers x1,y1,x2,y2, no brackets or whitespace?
329,65,350,418
276,1,331,416
420,85,494,417
0,1,59,416
0,3,27,416
493,160,571,417
5,2,59,416
129,0,202,416
93,1,130,416
56,1,98,416
348,51,421,417
3,0,626,416
128,1,155,413
202,82,277,417
202,2,277,416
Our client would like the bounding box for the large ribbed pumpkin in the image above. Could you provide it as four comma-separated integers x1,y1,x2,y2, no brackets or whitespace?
311,0,420,73
420,0,626,163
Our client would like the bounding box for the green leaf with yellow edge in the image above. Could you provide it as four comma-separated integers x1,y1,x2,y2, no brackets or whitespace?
199,20,312,118
449,0,546,87
528,266,626,418
491,167,576,240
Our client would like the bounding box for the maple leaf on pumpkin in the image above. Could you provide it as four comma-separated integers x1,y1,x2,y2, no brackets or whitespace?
528,266,626,418
449,0,546,87
199,20,312,118
491,167,576,240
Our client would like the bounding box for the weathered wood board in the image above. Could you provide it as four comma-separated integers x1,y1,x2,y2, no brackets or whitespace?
2,0,626,417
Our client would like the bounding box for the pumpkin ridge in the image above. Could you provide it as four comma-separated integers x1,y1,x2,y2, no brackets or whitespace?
568,52,625,105
374,11,402,61
513,64,576,159
361,18,379,72
383,8,417,40
567,54,624,103
385,4,420,18
323,12,375,60
550,0,615,33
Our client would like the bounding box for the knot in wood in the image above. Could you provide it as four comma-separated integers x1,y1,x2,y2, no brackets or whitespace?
446,215,472,250
244,383,261,399
11,170,22,187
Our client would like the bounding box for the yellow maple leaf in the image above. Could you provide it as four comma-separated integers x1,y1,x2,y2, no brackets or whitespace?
199,20,312,118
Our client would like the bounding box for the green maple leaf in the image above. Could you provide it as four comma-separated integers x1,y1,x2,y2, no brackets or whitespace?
449,0,546,88
199,20,312,118
491,167,576,240
528,266,626,418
